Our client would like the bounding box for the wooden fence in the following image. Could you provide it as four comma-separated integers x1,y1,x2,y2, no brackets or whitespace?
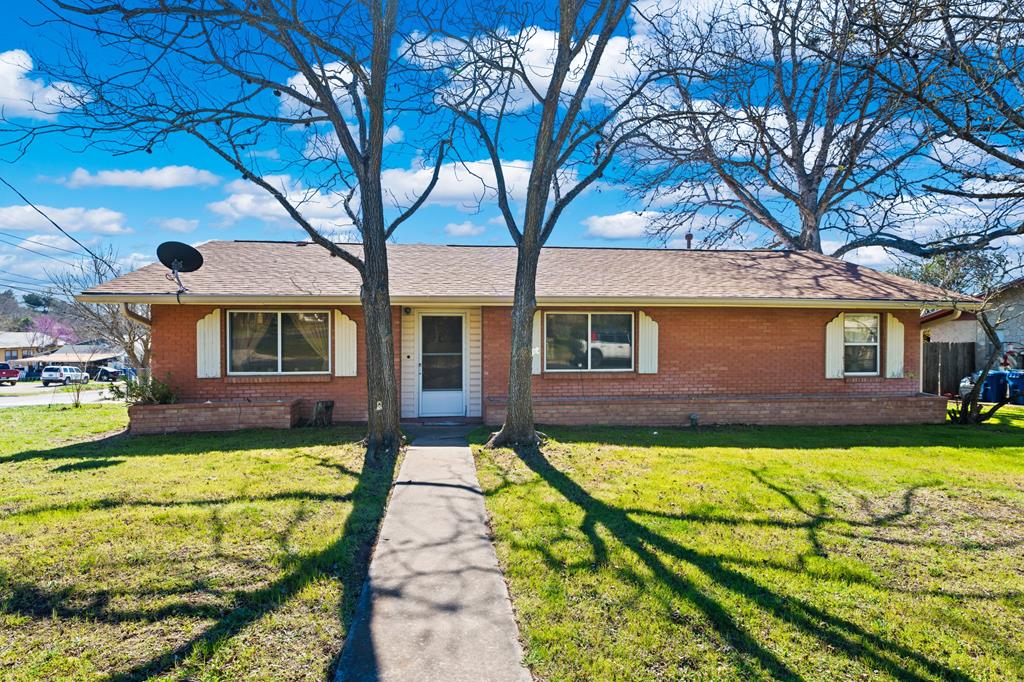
922,342,975,395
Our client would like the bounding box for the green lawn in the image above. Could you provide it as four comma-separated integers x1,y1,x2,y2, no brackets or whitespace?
0,405,392,681
474,407,1024,681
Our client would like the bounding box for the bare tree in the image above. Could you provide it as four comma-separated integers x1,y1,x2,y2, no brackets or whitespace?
859,0,1024,252
415,0,659,446
7,1,454,460
627,0,1017,258
49,249,151,370
890,247,1012,297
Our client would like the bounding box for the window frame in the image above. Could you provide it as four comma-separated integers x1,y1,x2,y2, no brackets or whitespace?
842,312,881,377
543,311,635,373
226,309,332,376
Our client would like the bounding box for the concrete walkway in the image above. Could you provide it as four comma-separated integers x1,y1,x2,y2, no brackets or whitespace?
336,427,531,682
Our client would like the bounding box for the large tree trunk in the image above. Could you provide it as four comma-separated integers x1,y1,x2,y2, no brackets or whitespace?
488,242,541,448
360,212,402,463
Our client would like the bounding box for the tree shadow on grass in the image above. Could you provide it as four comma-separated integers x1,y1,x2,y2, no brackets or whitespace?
50,458,125,472
1,437,396,681
0,426,371,466
508,444,976,682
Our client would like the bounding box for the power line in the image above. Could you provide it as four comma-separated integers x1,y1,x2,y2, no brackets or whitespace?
0,276,51,291
0,281,54,296
0,230,92,258
0,176,113,272
0,268,53,286
0,237,77,267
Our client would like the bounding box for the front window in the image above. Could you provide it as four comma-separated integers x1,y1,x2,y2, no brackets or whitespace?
545,312,634,371
843,313,880,375
228,311,330,374
4,350,16,361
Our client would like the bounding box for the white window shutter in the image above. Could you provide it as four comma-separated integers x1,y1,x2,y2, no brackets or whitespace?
886,313,905,378
825,313,845,379
531,311,542,375
196,309,221,378
335,311,358,377
638,311,659,374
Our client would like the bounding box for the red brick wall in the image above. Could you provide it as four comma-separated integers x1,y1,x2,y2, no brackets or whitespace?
149,303,937,429
129,399,300,435
150,304,401,423
484,394,946,427
482,306,936,426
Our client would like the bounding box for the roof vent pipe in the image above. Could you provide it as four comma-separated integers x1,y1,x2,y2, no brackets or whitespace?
685,233,693,249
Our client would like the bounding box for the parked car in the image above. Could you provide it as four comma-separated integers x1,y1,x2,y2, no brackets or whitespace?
0,362,20,386
41,366,90,386
590,329,633,367
90,366,122,382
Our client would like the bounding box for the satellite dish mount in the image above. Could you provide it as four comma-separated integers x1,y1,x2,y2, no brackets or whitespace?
157,241,204,303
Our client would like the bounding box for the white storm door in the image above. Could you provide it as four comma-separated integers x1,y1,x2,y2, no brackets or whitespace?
418,314,466,417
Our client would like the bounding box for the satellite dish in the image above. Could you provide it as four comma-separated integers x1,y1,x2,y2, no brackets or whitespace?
157,241,203,298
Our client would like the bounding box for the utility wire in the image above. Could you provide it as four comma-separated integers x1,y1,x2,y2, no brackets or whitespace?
0,237,77,267
0,229,92,258
0,176,117,275
0,281,54,296
0,276,51,290
0,269,53,286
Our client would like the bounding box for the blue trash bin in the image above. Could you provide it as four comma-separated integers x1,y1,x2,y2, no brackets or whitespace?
1008,371,1024,406
981,371,1008,403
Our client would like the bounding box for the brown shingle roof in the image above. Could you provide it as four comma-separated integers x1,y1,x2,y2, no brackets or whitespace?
81,241,976,306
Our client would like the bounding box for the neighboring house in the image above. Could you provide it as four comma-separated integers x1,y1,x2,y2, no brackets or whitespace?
921,280,1023,370
21,342,127,368
78,241,976,431
975,278,1024,369
0,332,62,363
921,310,978,344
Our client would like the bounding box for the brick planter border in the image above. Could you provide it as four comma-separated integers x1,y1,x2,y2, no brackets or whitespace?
129,399,301,435
483,393,947,428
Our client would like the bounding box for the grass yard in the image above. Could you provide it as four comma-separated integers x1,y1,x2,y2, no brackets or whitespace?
474,407,1024,681
0,405,392,681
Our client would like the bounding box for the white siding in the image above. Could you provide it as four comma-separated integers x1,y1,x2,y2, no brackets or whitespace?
334,311,357,377
825,313,845,379
886,313,905,378
531,311,542,375
401,310,417,419
637,311,659,374
467,308,482,418
196,309,221,378
400,307,482,418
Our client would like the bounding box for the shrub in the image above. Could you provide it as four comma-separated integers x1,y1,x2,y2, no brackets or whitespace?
109,375,179,405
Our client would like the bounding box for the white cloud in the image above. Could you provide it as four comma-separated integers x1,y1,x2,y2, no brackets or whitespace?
822,240,898,269
207,175,356,236
153,217,199,234
381,158,552,210
413,28,639,112
582,211,660,239
118,252,152,271
0,204,132,235
444,221,486,237
0,50,77,120
64,165,220,190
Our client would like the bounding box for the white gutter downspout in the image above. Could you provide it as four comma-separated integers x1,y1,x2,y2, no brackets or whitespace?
120,302,152,328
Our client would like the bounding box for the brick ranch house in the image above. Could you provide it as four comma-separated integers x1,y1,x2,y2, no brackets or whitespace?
79,241,977,433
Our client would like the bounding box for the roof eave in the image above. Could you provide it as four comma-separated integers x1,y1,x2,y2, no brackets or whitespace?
77,292,982,310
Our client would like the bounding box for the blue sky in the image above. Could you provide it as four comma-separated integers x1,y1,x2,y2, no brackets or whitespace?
0,3,678,293
5,1,1009,294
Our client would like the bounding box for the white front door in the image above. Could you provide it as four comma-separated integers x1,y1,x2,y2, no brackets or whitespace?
418,314,466,417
